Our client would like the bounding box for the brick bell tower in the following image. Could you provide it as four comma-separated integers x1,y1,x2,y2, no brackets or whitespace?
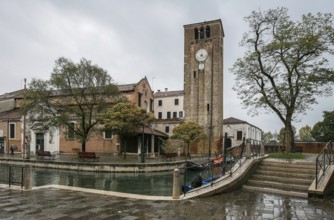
183,19,224,155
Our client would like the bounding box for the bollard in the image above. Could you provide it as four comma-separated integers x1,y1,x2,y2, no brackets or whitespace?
172,168,180,199
246,139,251,159
24,165,32,190
260,142,265,156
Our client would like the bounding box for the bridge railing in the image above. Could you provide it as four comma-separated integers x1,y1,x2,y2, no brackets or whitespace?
0,165,24,188
315,140,334,189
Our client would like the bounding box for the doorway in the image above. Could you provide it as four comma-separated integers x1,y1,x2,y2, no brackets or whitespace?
0,137,4,153
36,133,44,151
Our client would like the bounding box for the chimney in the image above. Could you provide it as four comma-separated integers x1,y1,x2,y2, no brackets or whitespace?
157,89,161,92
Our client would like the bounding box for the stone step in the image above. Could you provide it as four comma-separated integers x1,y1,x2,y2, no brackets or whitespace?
261,160,316,169
254,170,316,179
246,179,309,192
251,174,313,186
243,185,308,198
257,166,315,175
242,159,316,197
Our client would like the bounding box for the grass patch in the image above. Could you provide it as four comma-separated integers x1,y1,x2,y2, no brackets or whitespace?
268,152,305,160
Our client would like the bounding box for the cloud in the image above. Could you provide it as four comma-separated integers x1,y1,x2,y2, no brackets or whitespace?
0,0,333,134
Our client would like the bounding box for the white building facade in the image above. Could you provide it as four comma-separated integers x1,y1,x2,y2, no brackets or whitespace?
223,117,262,148
151,89,184,136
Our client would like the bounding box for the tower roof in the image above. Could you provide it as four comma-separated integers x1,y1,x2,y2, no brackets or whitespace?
183,19,224,37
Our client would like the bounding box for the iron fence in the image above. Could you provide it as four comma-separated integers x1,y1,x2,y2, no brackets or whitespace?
0,165,25,188
315,140,334,189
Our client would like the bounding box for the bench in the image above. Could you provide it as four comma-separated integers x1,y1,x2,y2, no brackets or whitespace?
161,153,177,161
36,151,55,160
78,152,100,161
293,146,303,153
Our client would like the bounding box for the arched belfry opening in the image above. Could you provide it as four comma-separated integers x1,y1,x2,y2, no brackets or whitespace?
199,27,205,39
206,26,210,38
194,28,199,40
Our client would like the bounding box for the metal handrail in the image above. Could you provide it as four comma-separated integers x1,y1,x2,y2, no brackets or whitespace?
182,138,263,194
315,140,333,189
0,165,24,188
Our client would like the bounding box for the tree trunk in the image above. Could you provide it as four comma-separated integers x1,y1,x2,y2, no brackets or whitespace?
123,139,127,159
285,121,294,152
82,142,86,152
187,143,191,159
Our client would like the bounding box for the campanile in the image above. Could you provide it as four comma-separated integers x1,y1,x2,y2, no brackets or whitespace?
183,19,224,155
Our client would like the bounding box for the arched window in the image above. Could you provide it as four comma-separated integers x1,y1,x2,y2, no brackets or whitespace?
200,27,205,39
206,26,210,38
194,28,198,40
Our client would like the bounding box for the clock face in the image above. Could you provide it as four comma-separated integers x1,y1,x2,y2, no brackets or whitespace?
195,49,208,62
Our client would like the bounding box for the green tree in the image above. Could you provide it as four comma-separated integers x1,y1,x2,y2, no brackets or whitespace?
262,131,273,144
171,122,205,159
231,8,334,152
311,111,334,142
100,101,154,159
299,125,313,141
23,57,119,152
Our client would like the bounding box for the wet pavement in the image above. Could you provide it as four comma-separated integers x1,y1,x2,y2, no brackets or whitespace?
0,187,333,219
1,153,333,219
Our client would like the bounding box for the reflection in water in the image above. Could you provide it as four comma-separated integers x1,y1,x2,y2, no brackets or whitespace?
0,164,223,196
31,167,178,196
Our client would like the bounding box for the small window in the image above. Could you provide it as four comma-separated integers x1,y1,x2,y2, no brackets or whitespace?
158,100,162,106
173,112,177,118
174,99,179,105
207,104,210,111
179,111,183,118
9,123,15,139
105,129,113,139
67,123,75,139
237,131,243,141
193,71,196,78
138,93,142,107
150,99,154,112
165,126,170,133
167,112,171,119
194,28,198,40
158,112,162,119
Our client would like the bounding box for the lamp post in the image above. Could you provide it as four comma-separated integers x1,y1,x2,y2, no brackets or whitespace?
141,120,145,163
223,132,227,175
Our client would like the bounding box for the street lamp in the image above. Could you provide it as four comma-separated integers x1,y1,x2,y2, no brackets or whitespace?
141,119,145,163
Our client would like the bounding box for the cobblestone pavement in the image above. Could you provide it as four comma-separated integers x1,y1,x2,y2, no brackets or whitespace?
0,187,333,220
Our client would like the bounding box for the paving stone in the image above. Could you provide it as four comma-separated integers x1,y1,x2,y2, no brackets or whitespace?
0,187,333,219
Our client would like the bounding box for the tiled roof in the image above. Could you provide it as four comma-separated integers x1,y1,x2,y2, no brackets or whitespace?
154,90,184,98
151,118,184,124
223,117,262,131
137,126,168,137
0,89,24,100
223,117,247,125
0,108,22,120
117,83,136,92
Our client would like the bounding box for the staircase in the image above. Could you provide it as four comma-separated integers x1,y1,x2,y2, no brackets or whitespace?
243,159,316,197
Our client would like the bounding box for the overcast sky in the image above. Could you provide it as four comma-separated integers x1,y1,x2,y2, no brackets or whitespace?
0,0,333,134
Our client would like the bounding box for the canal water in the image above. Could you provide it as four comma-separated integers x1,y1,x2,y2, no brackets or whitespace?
0,165,214,196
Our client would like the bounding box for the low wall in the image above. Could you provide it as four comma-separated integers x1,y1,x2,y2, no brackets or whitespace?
265,142,327,154
0,158,185,173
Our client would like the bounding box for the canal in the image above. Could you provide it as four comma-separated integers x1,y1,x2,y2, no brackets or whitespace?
0,165,216,196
